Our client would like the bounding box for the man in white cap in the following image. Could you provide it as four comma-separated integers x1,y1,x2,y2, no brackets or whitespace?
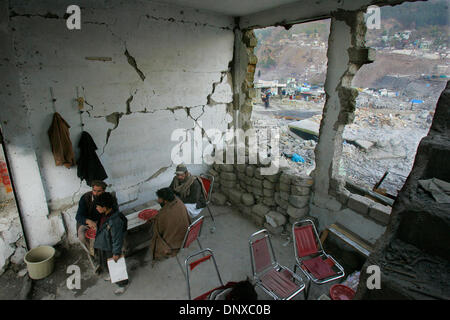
169,164,206,218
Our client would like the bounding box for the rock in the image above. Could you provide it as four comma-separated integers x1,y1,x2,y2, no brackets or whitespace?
263,188,275,197
254,168,263,180
252,178,263,188
288,194,310,209
337,189,351,205
252,214,265,227
220,172,236,181
220,164,235,172
287,205,309,218
265,211,287,227
221,179,236,188
237,204,253,217
291,174,314,187
280,173,291,184
228,189,243,205
252,204,270,217
263,180,275,189
290,185,311,196
288,119,320,137
242,193,255,206
236,164,246,173
263,197,276,207
347,194,372,215
245,166,255,177
276,206,287,215
368,202,391,225
237,172,247,181
354,139,374,151
252,187,264,196
208,168,219,177
265,173,280,183
279,183,290,192
280,191,289,201
212,192,227,205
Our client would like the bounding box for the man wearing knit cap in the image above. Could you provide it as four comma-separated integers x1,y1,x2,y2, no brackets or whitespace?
169,164,206,218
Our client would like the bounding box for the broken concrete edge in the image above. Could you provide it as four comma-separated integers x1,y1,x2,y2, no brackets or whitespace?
355,81,450,300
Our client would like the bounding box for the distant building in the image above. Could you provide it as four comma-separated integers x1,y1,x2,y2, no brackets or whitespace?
254,79,287,96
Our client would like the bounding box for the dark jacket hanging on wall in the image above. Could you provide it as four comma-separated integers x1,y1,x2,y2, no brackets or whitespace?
48,112,76,168
77,131,108,186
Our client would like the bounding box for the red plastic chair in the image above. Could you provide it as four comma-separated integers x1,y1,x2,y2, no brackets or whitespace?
249,229,305,300
175,216,205,277
184,248,226,300
181,215,204,250
292,219,345,299
199,173,217,233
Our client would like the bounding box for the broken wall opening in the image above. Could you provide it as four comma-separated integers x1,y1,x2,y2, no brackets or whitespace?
341,0,449,199
251,19,331,176
309,2,448,276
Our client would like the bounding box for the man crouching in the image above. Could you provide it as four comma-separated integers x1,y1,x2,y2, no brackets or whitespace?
94,192,129,295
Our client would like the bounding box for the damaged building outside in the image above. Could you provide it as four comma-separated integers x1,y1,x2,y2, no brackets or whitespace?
0,0,448,303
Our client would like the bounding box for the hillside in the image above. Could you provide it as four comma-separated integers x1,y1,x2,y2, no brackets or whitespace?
254,0,449,88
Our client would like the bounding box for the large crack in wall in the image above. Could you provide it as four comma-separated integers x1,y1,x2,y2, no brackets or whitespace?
124,49,146,81
3,0,235,254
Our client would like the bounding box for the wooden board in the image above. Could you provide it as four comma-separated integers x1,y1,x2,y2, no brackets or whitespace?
326,223,374,257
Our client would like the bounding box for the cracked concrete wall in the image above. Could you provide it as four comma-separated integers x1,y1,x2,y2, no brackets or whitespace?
0,0,66,269
233,28,258,132
1,0,235,248
308,10,385,245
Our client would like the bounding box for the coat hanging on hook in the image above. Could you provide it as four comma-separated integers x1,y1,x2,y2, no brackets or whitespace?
77,131,108,186
48,112,76,168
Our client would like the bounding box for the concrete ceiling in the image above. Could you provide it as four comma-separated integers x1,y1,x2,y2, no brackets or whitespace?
158,0,303,16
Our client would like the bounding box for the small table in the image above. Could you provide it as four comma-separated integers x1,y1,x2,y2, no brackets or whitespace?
123,200,160,231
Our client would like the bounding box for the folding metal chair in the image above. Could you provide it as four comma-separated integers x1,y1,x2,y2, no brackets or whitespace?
175,215,205,277
249,229,305,300
292,219,345,299
185,248,225,300
199,173,217,233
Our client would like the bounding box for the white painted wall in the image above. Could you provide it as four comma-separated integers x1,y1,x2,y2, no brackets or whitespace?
1,0,235,253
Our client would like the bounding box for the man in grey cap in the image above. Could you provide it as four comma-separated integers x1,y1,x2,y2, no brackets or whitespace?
169,164,206,218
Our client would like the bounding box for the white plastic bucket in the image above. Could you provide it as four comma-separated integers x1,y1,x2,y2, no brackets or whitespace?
24,246,55,280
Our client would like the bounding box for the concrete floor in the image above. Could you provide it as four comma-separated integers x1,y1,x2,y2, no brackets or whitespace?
1,204,338,300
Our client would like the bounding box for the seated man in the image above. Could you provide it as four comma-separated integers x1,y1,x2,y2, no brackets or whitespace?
93,192,129,295
169,164,206,218
150,188,190,261
75,180,118,255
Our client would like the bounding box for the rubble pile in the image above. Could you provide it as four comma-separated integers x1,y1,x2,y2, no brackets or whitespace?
251,98,435,196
